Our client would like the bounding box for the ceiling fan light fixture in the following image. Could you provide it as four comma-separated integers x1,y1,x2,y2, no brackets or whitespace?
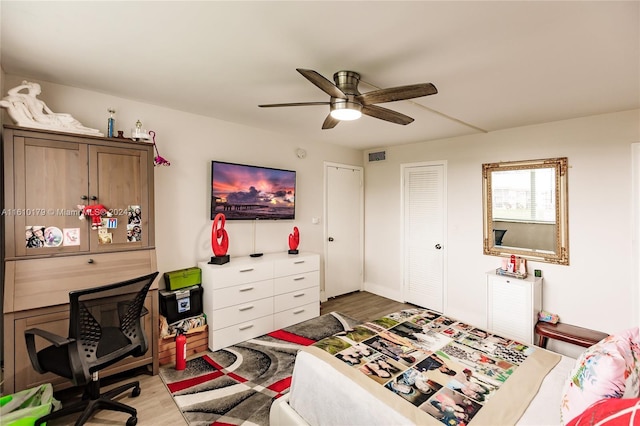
330,101,362,121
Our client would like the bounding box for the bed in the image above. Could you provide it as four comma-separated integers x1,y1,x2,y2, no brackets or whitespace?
270,308,640,425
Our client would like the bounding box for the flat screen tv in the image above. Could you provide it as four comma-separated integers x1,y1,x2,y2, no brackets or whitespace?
211,161,296,220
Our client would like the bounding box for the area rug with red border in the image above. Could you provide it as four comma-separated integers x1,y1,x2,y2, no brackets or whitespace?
159,312,360,426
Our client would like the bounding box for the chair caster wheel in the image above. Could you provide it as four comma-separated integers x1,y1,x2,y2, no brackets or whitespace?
132,386,141,397
126,416,138,426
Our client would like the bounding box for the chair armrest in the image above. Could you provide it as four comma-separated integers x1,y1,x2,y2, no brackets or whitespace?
25,328,73,346
24,328,75,374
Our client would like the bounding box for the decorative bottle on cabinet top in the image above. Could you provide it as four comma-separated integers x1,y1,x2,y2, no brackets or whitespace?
519,257,527,275
107,108,115,138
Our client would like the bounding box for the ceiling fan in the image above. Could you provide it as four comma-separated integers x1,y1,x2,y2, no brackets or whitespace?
258,68,438,129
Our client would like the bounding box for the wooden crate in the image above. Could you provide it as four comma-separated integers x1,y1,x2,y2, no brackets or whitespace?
158,325,209,366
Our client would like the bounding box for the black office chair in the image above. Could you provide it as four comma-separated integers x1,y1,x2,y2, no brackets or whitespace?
494,229,507,246
25,271,159,426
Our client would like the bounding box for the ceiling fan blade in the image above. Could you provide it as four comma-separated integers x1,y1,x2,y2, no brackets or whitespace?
297,68,347,99
362,104,414,125
322,114,340,129
356,83,437,105
259,102,330,108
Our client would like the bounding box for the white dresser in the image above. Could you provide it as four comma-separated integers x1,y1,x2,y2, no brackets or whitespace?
199,252,320,351
486,270,543,345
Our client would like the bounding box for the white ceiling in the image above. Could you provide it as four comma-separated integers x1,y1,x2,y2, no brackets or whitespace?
1,1,639,150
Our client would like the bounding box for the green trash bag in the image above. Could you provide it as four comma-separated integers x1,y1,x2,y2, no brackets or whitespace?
0,384,61,426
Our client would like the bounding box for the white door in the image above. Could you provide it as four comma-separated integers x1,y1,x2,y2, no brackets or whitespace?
402,162,446,312
325,163,363,298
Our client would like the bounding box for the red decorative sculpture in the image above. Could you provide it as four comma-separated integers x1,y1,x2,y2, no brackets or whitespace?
288,226,300,254
211,213,229,256
78,204,112,230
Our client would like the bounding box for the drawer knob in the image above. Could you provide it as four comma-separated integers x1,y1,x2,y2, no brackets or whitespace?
294,260,305,264
239,286,254,292
87,258,94,264
239,305,254,312
293,277,305,281
240,268,254,273
293,309,305,315
239,324,254,331
293,293,305,298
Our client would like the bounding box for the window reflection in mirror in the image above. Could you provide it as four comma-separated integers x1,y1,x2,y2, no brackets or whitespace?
483,158,569,265
492,168,555,251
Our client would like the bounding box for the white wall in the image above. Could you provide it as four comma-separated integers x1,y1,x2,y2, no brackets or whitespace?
364,110,640,357
1,75,363,293
632,143,640,333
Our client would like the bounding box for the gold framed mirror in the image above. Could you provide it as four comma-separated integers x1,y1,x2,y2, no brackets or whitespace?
482,157,569,265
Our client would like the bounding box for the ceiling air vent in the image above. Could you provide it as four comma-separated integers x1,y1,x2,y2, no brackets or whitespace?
368,151,386,162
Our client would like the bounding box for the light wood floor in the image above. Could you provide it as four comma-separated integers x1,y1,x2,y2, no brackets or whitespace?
48,367,187,426
320,290,417,322
47,291,413,425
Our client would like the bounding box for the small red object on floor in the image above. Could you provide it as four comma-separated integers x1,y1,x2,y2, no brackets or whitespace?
175,329,187,371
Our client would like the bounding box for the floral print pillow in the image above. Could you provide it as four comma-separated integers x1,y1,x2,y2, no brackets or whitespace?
560,328,640,425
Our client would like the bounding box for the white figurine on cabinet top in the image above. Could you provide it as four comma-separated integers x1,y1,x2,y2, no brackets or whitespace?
0,80,103,136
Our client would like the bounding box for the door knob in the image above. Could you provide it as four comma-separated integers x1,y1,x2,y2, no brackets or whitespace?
435,244,442,249
328,237,334,242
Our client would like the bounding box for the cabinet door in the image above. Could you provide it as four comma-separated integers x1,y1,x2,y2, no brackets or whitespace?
89,145,151,251
487,276,532,343
12,136,90,257
13,294,154,392
14,309,70,391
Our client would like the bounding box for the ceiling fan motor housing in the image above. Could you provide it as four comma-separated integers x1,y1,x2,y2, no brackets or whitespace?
333,71,361,96
331,71,363,117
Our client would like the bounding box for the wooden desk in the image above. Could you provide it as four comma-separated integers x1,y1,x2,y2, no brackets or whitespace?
535,321,608,349
3,251,159,394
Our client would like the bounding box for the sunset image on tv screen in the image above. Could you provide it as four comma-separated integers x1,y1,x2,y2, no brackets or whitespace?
211,161,296,220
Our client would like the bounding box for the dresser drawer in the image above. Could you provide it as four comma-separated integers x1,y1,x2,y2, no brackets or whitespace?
274,302,319,330
274,254,319,277
201,260,273,289
210,316,274,351
274,271,319,295
7,250,157,313
212,279,273,310
210,297,273,330
274,286,319,313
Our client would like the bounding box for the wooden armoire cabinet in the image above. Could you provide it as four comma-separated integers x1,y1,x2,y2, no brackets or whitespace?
2,125,159,394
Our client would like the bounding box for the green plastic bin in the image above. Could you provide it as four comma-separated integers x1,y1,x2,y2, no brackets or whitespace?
163,267,201,291
0,384,60,426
